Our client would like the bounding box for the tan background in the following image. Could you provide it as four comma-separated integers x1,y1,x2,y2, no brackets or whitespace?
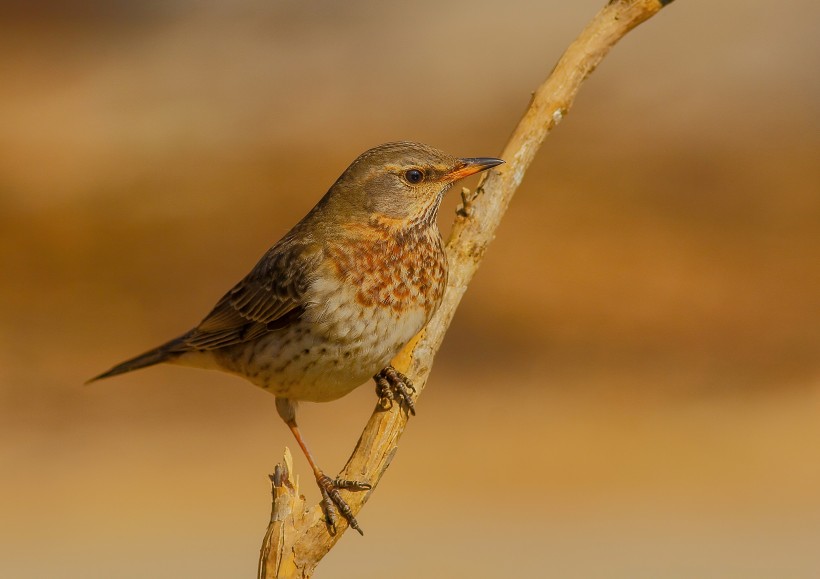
2,1,818,577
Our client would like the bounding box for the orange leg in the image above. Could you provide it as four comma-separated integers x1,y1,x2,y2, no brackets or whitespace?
276,397,370,535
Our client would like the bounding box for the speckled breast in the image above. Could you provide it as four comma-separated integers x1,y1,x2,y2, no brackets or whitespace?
292,223,447,399
327,223,448,319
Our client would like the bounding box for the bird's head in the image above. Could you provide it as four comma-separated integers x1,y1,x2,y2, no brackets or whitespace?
325,142,503,228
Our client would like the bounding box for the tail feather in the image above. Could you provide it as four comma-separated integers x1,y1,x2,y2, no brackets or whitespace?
86,335,189,384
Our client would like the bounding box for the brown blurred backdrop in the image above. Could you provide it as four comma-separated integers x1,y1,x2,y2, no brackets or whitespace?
1,1,819,577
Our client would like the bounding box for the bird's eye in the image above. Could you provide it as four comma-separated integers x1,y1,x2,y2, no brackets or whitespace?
404,169,424,184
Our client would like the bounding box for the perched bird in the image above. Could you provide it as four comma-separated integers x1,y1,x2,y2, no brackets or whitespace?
89,141,503,534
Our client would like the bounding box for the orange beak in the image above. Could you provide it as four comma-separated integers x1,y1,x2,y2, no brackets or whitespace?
446,157,505,182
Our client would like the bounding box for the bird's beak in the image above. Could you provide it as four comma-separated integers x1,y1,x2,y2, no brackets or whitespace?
446,157,505,182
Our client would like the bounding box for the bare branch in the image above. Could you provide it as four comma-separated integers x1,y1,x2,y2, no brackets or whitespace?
259,1,675,576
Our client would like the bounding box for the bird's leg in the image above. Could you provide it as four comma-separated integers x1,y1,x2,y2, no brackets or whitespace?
374,365,416,415
275,397,370,536
287,420,371,535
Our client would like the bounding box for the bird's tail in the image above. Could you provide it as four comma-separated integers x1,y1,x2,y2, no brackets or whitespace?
86,334,189,384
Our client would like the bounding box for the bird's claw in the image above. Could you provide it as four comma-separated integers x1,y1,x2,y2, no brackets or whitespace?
317,474,370,536
374,365,416,415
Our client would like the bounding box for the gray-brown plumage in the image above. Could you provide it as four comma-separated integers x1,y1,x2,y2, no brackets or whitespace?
90,141,503,534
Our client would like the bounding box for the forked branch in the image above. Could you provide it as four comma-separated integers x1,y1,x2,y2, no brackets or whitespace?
259,1,675,577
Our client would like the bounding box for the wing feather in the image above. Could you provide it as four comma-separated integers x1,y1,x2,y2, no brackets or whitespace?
180,240,320,351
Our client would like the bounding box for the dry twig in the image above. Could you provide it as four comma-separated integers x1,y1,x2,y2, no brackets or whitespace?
258,1,675,576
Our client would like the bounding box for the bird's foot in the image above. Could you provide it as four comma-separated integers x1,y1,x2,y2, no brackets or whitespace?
374,365,416,415
317,474,371,536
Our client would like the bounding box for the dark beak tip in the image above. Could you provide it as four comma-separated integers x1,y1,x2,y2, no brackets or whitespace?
462,157,505,169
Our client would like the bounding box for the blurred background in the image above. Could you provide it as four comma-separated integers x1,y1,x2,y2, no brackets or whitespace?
1,1,818,577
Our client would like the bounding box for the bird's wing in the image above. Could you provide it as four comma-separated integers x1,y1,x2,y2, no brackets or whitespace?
180,240,321,351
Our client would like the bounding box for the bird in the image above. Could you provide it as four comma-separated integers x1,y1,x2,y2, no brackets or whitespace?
89,141,504,534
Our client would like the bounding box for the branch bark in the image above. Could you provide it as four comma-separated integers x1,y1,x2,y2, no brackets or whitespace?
259,1,674,576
